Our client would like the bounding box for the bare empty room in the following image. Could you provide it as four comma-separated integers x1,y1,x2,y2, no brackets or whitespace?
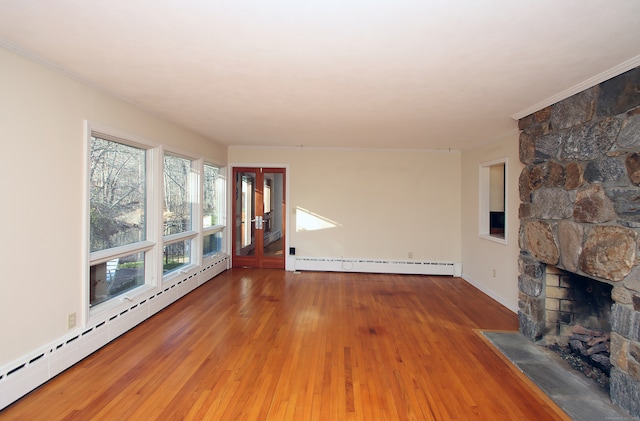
1,1,640,419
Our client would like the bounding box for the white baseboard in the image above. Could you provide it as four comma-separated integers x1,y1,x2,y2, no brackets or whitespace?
461,273,518,313
294,256,462,277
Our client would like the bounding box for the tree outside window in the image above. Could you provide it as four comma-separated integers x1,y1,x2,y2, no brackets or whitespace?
89,136,147,306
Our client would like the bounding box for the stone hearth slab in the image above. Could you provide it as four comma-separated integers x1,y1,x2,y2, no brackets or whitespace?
482,331,633,420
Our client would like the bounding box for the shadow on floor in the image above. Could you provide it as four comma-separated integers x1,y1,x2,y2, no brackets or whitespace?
482,331,634,421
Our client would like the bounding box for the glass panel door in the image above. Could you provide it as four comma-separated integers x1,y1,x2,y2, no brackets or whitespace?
262,171,284,258
232,167,285,268
234,170,256,258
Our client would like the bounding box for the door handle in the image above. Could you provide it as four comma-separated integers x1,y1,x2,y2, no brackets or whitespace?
255,215,263,229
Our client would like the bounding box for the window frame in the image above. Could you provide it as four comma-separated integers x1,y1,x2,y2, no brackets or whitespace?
84,122,228,321
85,124,161,318
479,157,508,245
161,151,200,279
202,162,226,259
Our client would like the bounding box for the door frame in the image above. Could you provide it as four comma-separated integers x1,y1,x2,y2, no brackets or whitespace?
228,163,292,270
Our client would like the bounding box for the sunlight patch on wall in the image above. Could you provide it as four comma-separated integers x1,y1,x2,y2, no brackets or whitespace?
296,207,340,232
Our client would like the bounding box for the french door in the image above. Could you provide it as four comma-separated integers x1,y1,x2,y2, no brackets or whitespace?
232,167,286,268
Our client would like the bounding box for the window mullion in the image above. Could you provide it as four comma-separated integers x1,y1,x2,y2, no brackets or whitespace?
164,230,198,244
148,146,163,285
203,225,225,235
192,158,203,266
89,241,155,265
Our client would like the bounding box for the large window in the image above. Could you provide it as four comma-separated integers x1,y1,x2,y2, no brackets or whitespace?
163,153,196,274
203,162,225,257
89,135,151,307
87,125,227,312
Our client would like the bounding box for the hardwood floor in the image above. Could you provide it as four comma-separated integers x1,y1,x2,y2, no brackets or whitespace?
1,269,568,420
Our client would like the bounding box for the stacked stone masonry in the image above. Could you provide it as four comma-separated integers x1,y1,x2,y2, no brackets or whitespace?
518,67,640,417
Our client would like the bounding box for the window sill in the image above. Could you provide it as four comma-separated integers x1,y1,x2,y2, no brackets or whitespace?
203,251,226,261
479,233,508,246
162,264,198,282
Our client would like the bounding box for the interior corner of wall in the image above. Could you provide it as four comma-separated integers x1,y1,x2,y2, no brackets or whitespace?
454,262,462,277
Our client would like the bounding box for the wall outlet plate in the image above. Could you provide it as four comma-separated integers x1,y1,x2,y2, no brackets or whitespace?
68,312,76,329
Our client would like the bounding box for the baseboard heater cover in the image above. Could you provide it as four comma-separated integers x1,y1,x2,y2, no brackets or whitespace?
294,257,462,277
0,255,229,411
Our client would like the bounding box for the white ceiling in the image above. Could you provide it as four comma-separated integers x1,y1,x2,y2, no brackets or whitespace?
1,1,640,151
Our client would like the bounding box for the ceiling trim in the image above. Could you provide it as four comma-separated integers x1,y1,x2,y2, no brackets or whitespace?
0,36,176,127
228,145,462,154
511,54,640,121
0,37,96,90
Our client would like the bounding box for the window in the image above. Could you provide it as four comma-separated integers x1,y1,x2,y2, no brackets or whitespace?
479,158,508,244
89,135,152,307
87,124,227,312
203,163,225,257
163,153,196,274
203,231,223,256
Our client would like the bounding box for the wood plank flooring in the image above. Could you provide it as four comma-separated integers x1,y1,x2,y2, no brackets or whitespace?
1,269,569,420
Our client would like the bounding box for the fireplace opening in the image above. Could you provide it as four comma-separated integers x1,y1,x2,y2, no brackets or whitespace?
543,266,614,390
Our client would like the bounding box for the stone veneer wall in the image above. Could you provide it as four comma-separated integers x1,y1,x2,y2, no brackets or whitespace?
517,66,640,417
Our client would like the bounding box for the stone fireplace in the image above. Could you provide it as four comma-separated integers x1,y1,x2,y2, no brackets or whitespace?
517,66,640,417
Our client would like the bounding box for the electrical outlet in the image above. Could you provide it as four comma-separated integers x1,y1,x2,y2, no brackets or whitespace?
492,269,496,278
68,312,76,329
408,252,413,259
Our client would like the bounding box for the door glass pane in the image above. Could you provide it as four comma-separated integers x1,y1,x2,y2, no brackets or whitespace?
235,171,256,256
263,172,283,257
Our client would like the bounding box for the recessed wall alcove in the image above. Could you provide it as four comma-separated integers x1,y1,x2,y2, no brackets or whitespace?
517,66,640,418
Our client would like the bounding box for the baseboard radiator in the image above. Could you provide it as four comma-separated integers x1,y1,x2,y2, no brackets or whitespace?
0,255,229,410
294,257,462,277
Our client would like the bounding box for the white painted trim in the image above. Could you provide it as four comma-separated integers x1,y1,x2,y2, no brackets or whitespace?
228,145,462,154
511,55,640,120
461,273,518,314
479,234,508,245
82,121,91,329
479,157,508,246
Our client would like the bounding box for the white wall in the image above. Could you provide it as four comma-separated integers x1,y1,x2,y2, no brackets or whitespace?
0,47,226,367
229,147,462,262
461,132,522,312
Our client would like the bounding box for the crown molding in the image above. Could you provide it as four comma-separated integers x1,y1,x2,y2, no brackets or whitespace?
511,55,640,121
0,37,99,91
228,144,461,153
